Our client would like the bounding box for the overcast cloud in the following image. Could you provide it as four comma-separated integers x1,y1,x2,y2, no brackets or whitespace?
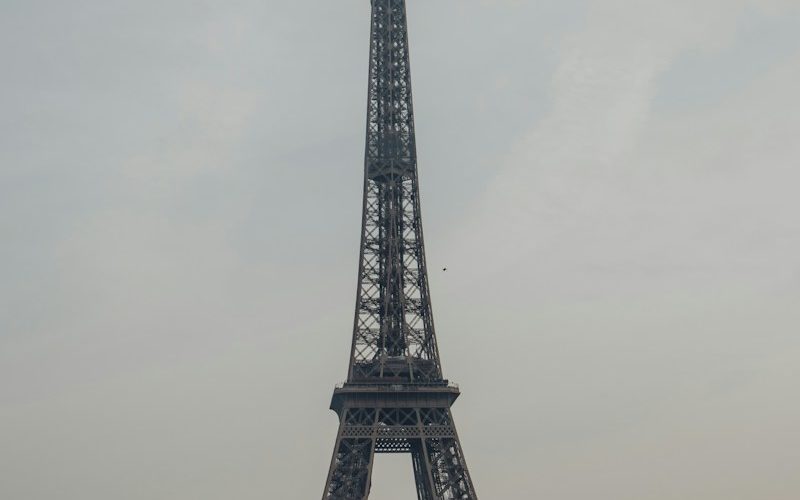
2,1,799,499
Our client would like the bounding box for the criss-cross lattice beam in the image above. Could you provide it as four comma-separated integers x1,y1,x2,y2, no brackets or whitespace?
323,406,477,499
323,1,479,498
348,0,441,384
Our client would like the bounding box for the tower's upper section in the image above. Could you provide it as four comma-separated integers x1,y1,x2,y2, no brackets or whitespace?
347,0,443,384
365,0,417,181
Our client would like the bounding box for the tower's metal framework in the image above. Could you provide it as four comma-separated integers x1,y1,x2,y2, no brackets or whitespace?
322,1,478,498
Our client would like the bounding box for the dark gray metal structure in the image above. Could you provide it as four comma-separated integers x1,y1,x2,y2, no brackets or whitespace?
322,1,478,498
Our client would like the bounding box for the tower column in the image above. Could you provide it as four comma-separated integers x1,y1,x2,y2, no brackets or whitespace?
321,1,479,498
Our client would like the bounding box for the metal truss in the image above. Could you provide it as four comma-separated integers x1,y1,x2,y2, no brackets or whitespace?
322,1,479,498
323,406,477,500
348,0,441,384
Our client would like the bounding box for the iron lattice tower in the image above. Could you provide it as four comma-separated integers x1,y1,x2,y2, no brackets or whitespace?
322,1,478,498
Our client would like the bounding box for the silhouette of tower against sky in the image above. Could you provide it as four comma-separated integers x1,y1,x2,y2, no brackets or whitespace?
321,1,479,498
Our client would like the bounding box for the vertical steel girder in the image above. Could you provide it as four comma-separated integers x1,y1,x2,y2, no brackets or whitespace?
322,1,479,498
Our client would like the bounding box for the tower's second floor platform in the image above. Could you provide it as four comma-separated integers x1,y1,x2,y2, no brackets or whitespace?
330,381,461,417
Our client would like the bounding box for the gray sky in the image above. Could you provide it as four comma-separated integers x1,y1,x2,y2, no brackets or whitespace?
2,0,800,498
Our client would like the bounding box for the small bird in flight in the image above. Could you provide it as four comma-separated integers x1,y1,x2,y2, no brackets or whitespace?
442,267,448,272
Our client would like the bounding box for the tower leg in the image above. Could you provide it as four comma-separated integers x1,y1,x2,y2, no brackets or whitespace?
411,441,435,500
322,429,376,499
419,410,478,499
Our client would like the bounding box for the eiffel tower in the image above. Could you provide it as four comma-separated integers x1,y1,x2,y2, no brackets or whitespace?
321,1,478,498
